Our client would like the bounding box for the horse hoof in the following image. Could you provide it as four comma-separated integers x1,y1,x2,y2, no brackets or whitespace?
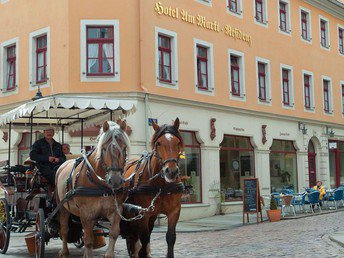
59,249,69,258
104,253,114,258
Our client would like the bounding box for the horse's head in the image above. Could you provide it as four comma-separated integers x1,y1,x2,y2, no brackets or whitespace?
151,118,184,183
96,120,130,189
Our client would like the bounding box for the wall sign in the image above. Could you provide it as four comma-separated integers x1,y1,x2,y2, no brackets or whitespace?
154,2,252,46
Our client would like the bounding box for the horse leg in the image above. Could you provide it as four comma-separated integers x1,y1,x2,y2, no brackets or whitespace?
138,221,151,258
104,212,121,258
146,215,157,258
125,235,140,258
81,216,95,258
166,209,181,258
59,206,70,258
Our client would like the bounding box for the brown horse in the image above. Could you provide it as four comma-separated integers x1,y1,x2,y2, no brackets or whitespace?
55,121,129,258
121,118,184,258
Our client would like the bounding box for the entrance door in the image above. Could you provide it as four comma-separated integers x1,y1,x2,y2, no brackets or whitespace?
308,141,316,188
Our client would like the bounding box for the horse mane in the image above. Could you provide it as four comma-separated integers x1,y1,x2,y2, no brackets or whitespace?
150,124,184,150
95,121,130,160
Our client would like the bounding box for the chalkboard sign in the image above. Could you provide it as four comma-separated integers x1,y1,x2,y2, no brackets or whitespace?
243,178,262,224
243,179,258,212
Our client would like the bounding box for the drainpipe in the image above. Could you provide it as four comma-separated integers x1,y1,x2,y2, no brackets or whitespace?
139,0,150,150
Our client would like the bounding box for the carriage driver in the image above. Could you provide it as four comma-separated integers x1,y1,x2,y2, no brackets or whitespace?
29,127,66,185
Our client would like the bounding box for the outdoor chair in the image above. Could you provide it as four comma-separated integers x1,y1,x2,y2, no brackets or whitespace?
281,195,296,217
260,195,271,211
271,192,281,206
327,189,344,210
292,192,307,213
306,191,321,213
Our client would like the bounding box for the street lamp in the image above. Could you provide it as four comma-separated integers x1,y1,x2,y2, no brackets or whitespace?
32,86,43,101
298,122,307,135
326,126,335,137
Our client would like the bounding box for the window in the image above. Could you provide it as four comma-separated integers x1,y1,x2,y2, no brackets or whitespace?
196,0,212,6
158,35,171,83
304,75,311,109
282,68,290,106
339,27,344,54
179,131,202,204
220,135,255,202
1,37,19,94
155,28,178,88
302,71,314,112
255,0,268,25
36,35,47,83
322,77,333,114
29,27,50,88
6,46,16,91
300,8,312,42
270,140,297,193
279,2,287,32
194,39,214,94
320,17,330,49
229,49,245,100
228,0,238,13
256,58,271,103
80,20,120,82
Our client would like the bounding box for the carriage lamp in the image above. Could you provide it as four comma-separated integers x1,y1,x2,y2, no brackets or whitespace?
298,122,307,135
32,86,44,101
326,126,335,137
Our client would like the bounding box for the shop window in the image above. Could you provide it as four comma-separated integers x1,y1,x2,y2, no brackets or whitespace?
329,141,344,188
279,1,291,34
256,58,271,103
220,135,255,202
255,0,268,26
303,71,315,111
339,27,344,55
1,37,18,94
179,131,202,204
29,27,50,88
80,20,120,82
18,132,44,165
281,66,293,107
300,8,312,42
320,17,330,49
194,39,214,94
270,140,297,193
155,27,178,88
323,78,333,114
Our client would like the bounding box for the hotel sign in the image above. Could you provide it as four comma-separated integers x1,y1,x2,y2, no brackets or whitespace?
154,2,253,46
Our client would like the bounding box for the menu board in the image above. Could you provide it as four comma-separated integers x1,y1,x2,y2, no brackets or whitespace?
243,178,258,213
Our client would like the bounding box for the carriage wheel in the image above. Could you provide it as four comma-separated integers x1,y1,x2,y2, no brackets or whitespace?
0,198,11,254
35,208,45,258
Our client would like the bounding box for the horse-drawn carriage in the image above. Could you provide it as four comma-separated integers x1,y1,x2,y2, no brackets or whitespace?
0,95,185,258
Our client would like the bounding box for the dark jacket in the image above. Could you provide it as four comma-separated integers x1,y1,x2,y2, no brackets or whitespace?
30,138,66,168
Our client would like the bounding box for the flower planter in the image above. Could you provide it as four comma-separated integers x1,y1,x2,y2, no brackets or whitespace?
267,209,281,222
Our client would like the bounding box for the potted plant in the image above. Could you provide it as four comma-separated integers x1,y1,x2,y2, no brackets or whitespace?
267,196,281,222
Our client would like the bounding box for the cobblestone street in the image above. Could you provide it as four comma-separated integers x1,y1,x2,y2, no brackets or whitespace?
4,211,344,257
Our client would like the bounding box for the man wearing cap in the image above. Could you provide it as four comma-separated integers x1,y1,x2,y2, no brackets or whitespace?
30,127,66,185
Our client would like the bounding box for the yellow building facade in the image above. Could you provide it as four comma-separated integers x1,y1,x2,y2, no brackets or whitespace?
1,0,344,219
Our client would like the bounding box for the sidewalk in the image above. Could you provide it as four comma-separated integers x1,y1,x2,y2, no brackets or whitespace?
153,212,268,233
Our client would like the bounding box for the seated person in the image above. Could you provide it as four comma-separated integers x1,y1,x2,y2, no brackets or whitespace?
62,143,72,155
29,127,66,185
313,181,326,202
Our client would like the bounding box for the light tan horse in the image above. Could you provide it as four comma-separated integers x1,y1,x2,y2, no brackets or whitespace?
55,121,129,258
121,118,184,258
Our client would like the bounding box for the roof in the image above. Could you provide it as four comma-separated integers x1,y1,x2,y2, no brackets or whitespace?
0,95,137,131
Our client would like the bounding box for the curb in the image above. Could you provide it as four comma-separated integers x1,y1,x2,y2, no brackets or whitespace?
329,234,344,248
281,209,344,220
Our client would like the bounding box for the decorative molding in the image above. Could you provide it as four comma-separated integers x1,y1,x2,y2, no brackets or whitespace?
210,118,216,140
303,0,344,20
2,132,8,142
262,125,267,145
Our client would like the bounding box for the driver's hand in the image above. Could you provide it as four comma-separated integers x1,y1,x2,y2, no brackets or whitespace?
54,157,60,163
48,156,55,162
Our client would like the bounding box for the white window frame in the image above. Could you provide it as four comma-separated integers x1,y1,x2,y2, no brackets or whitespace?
256,57,271,105
194,38,214,96
280,64,294,109
337,24,344,56
1,0,9,4
341,80,344,116
278,0,291,36
300,7,312,44
302,70,315,113
322,75,333,115
29,27,50,90
319,15,330,51
226,0,243,19
80,20,120,83
253,0,269,28
228,49,245,101
0,37,19,96
155,27,179,90
195,0,212,7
